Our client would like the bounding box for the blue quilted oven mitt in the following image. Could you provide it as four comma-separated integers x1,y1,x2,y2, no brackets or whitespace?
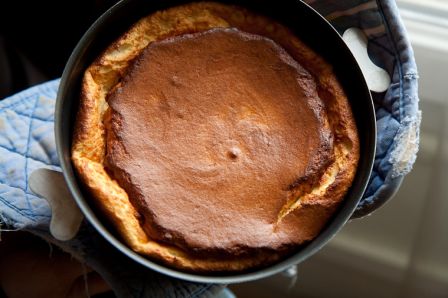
305,0,420,217
0,0,419,297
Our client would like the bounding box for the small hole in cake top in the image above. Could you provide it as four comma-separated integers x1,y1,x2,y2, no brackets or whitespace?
227,147,241,160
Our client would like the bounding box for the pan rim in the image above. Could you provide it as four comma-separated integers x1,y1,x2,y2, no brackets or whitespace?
55,0,376,284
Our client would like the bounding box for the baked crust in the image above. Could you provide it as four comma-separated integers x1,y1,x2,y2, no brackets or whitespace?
71,2,359,272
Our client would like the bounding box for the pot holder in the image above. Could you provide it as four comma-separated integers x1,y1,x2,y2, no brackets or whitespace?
0,0,420,297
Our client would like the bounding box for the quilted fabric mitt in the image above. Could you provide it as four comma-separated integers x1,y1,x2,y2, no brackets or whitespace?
306,0,420,217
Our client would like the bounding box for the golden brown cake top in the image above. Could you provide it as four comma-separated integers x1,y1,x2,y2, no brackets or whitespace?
105,28,333,255
72,1,359,272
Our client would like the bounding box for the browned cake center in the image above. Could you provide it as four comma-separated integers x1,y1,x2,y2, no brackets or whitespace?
105,28,333,254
